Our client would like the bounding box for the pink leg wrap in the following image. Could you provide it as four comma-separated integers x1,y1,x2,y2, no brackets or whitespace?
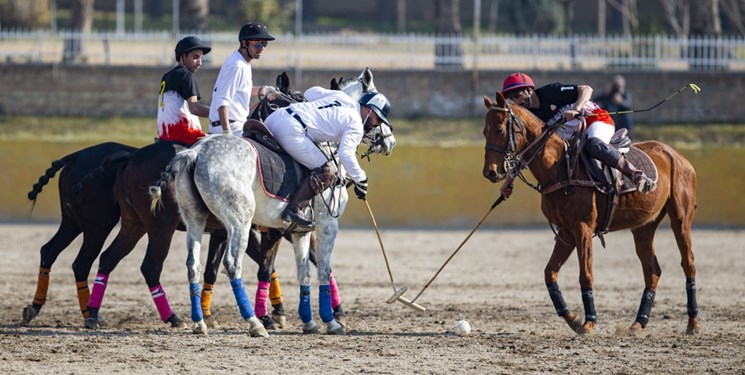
255,281,270,317
87,273,109,309
149,284,174,322
329,272,342,308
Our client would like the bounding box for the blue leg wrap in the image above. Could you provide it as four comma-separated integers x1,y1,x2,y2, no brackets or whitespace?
189,283,203,322
686,278,698,317
230,278,254,320
581,288,597,322
298,285,312,323
318,284,334,323
635,288,656,328
546,281,570,317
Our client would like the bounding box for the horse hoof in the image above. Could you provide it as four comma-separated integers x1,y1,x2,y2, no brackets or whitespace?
247,316,270,337
326,320,345,335
271,312,287,329
21,305,40,326
580,322,596,336
192,320,208,335
97,315,109,328
628,322,644,335
333,307,347,329
564,314,583,334
204,315,219,329
302,321,319,334
84,317,99,329
167,313,187,329
259,315,277,330
686,318,702,335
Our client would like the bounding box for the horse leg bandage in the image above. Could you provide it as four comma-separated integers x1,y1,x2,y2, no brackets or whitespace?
201,282,214,317
269,272,283,306
32,267,51,306
230,278,255,320
581,288,597,322
255,281,270,317
298,285,312,323
149,284,174,322
686,278,698,317
76,281,91,317
190,283,203,322
329,272,342,309
319,284,334,323
87,273,109,309
635,288,656,328
546,281,570,317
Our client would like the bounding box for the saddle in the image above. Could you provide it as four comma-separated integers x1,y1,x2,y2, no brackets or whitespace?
241,119,309,201
553,128,659,245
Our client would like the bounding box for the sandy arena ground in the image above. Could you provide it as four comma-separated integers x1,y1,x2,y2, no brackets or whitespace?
1,224,744,374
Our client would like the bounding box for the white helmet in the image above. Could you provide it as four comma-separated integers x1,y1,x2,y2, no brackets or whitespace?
358,91,391,127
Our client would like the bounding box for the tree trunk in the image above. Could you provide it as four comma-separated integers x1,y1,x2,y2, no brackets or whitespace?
688,0,723,70
63,0,94,64
434,0,463,69
179,0,209,31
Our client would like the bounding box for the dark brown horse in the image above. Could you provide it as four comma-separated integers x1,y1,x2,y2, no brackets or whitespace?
481,93,700,335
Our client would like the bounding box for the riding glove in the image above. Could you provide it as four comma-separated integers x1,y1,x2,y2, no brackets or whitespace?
353,179,368,200
259,85,279,101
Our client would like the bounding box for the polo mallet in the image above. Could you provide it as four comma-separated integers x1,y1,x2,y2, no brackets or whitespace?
409,195,506,304
363,199,426,312
587,83,701,117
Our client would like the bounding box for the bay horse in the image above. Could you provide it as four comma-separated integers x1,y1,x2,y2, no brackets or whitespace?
149,75,394,335
481,93,700,335
22,142,137,326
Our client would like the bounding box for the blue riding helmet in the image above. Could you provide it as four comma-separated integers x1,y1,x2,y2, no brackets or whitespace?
358,91,391,127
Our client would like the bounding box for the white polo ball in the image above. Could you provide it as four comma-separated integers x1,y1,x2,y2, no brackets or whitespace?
453,320,471,336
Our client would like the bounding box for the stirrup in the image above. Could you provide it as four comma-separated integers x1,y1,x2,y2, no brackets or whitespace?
282,207,315,228
634,175,657,194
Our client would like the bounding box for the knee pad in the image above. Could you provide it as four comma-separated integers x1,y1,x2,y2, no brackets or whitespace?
309,161,338,194
584,137,621,166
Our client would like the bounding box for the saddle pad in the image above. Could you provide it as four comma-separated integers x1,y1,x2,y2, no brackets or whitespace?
242,138,308,201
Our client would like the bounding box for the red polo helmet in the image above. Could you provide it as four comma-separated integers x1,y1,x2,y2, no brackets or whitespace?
501,73,535,95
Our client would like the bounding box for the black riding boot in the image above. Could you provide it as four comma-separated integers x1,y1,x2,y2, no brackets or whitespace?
585,136,656,194
281,176,317,230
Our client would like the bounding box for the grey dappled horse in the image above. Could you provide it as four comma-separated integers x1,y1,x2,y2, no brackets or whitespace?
151,69,396,335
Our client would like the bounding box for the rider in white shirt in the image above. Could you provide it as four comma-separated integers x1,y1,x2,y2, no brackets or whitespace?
264,88,392,230
209,22,279,135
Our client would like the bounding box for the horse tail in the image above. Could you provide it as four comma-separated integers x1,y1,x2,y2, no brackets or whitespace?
27,152,77,206
148,145,200,213
70,150,132,197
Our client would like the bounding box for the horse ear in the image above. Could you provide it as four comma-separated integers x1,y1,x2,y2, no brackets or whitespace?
330,78,340,90
277,72,290,93
483,95,493,109
361,68,373,86
495,91,507,107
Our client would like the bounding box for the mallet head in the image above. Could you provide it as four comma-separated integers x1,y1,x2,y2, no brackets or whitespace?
386,286,408,304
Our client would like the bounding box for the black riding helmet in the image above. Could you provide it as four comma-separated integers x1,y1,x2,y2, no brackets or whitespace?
239,22,276,42
174,36,211,62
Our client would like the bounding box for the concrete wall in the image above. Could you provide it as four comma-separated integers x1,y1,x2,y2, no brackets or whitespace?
0,64,741,123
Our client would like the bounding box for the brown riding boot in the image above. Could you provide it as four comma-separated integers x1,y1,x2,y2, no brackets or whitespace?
281,177,317,231
616,156,657,194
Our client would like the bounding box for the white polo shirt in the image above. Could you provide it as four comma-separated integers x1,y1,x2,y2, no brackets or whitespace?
208,50,253,134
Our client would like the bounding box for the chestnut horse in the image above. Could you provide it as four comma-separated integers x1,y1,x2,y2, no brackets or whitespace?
481,93,700,335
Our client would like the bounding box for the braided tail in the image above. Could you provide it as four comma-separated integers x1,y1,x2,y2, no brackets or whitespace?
27,153,76,211
148,145,200,213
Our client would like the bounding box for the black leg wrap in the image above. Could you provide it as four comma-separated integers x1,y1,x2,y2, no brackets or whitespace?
581,288,597,322
635,288,656,328
584,136,622,167
547,282,570,317
686,277,698,317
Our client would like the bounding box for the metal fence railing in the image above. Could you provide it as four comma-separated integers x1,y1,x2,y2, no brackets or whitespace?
2,29,744,71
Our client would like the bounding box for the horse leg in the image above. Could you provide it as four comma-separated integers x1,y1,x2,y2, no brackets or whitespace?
544,229,582,334
22,220,81,325
200,231,227,328
222,224,268,338
71,222,119,327
141,227,186,329
667,186,701,335
629,218,664,334
292,232,318,334
84,221,146,329
575,227,597,335
245,228,284,330
309,232,345,327
314,217,344,335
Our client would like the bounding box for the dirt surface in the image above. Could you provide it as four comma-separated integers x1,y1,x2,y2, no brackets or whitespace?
1,224,744,374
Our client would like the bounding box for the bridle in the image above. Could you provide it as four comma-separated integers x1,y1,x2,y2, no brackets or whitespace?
484,101,559,193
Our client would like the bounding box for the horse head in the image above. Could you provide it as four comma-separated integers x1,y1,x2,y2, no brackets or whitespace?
332,68,395,157
481,93,541,183
249,72,306,122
